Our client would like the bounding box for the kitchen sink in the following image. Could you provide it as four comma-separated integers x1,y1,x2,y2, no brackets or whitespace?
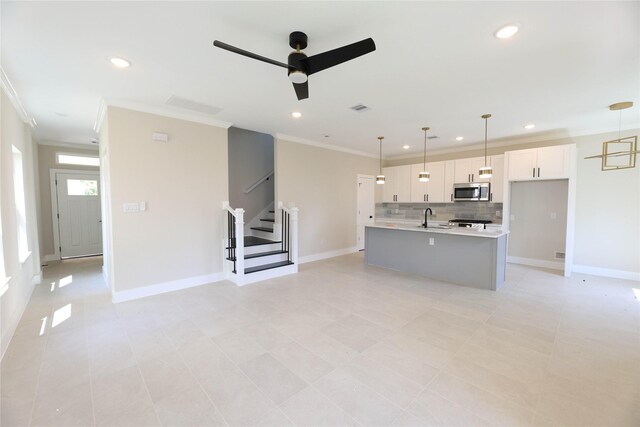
415,225,451,230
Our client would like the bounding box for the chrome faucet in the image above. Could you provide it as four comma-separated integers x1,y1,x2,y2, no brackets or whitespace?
423,208,433,228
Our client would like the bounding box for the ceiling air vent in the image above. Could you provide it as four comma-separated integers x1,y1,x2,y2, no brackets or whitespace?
166,96,222,115
350,104,371,112
427,135,439,140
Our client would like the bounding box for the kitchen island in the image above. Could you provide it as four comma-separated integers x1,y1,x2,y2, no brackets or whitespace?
365,223,508,291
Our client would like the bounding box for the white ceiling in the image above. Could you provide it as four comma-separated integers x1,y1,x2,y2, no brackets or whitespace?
2,1,639,157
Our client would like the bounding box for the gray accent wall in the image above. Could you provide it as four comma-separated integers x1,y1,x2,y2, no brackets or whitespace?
508,179,568,263
228,127,274,225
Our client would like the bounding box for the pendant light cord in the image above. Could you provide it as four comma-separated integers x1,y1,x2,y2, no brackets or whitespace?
423,129,427,170
618,109,622,142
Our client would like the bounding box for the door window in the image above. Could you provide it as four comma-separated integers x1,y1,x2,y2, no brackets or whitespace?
67,179,99,196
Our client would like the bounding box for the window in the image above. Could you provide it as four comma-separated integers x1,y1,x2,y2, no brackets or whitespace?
56,153,99,167
67,179,99,196
12,146,29,263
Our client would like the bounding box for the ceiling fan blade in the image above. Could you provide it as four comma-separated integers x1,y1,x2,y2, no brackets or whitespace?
292,81,309,100
213,40,290,69
302,38,376,75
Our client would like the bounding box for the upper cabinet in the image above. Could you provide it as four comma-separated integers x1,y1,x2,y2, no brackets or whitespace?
410,161,446,203
382,165,411,203
453,157,491,183
507,145,574,181
489,154,504,203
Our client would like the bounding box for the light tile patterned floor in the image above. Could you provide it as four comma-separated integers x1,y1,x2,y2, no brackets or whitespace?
1,254,639,426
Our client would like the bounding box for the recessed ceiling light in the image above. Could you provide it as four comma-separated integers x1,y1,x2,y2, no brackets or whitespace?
455,136,464,141
110,57,131,68
291,111,302,118
495,24,520,39
402,145,410,150
524,124,535,129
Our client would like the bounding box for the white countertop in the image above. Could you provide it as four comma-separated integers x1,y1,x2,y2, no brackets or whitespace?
367,221,508,239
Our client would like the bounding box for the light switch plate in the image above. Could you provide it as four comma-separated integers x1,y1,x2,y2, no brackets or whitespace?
123,203,139,213
429,238,435,246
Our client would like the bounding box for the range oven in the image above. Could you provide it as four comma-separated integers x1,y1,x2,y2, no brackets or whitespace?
453,182,490,202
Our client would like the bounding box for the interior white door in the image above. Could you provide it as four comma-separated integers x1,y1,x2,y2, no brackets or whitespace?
56,172,103,258
357,175,375,251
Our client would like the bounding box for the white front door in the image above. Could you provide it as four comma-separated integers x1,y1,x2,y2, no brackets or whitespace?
357,175,375,251
56,172,103,258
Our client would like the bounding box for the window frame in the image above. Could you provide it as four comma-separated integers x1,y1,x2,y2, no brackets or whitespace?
56,152,100,167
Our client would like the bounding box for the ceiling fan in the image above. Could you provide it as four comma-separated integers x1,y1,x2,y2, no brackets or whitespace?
213,31,376,100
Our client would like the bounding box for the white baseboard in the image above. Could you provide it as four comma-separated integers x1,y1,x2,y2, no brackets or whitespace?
111,272,225,303
507,256,564,271
299,246,359,264
43,254,59,263
572,264,640,282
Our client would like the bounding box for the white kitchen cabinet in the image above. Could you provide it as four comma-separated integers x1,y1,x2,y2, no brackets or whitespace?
507,145,573,181
410,161,445,203
382,165,411,203
444,160,455,203
489,154,504,203
454,156,491,183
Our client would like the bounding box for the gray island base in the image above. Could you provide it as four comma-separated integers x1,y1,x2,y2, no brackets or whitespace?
365,225,508,291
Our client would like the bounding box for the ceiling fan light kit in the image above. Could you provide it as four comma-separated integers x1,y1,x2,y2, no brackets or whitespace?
213,31,376,100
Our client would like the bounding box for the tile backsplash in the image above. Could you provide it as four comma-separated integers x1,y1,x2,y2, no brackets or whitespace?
376,202,503,224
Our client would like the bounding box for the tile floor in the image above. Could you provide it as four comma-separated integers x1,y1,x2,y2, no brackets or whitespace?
1,254,639,426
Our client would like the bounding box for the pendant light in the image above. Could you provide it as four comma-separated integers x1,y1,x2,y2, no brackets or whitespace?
418,127,430,182
376,136,385,184
478,114,493,178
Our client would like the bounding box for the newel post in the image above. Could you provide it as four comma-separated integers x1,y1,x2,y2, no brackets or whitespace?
235,208,245,277
290,207,299,265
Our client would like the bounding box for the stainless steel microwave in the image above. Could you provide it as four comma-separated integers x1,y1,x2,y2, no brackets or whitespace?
453,182,490,201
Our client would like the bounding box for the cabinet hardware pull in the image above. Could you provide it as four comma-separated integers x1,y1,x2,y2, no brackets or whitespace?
537,167,540,177
490,193,493,202
423,194,426,202
450,194,453,202
472,173,474,182
532,167,535,178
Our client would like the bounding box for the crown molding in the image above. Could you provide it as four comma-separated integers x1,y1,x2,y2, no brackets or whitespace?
276,133,378,159
101,98,234,129
94,98,107,133
37,139,99,151
385,125,640,161
0,67,36,127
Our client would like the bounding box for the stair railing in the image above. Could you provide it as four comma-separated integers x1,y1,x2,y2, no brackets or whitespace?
244,170,274,194
277,201,299,265
223,202,245,278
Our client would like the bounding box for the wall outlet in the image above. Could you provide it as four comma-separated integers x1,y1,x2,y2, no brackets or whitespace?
429,238,435,246
496,210,501,218
140,201,146,211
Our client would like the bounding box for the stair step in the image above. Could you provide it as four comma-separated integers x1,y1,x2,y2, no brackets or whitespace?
251,227,274,233
226,250,288,262
260,218,275,223
238,260,294,274
226,236,280,249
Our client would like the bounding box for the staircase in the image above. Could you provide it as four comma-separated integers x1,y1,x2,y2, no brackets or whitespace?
223,202,298,285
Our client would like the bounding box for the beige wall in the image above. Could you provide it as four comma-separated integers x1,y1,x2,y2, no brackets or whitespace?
1,89,41,357
275,139,379,258
103,107,228,294
573,130,639,275
37,144,99,258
